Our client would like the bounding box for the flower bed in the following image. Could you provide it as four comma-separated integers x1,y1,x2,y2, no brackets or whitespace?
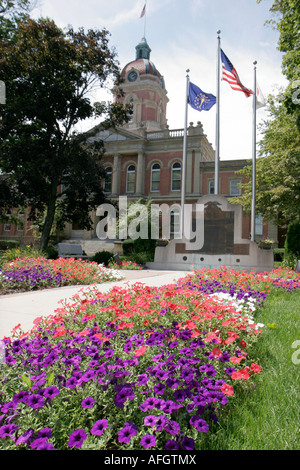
0,266,299,450
0,257,124,294
108,259,145,270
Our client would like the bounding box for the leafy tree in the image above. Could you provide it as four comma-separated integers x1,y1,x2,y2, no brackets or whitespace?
232,91,300,224
0,17,130,249
0,0,35,37
257,0,300,129
234,2,300,226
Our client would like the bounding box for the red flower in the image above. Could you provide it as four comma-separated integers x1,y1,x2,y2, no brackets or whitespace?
250,363,261,373
135,345,147,357
212,348,222,358
221,383,234,396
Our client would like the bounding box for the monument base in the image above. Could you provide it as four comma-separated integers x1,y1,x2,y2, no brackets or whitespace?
149,195,274,273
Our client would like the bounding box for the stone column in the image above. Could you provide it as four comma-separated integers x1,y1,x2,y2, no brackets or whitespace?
136,152,145,195
112,154,121,196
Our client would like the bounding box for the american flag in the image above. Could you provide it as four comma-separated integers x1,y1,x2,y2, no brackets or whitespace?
221,49,253,98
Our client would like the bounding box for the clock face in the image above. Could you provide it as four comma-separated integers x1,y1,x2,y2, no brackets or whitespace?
128,71,138,82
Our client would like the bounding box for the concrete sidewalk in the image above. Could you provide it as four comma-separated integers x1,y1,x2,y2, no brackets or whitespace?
0,269,190,339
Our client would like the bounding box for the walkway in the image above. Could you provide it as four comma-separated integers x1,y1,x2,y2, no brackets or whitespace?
0,269,190,339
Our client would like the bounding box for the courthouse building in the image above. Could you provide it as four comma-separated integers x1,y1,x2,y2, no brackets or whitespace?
0,37,277,251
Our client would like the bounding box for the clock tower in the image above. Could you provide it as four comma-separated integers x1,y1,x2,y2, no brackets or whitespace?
117,37,169,134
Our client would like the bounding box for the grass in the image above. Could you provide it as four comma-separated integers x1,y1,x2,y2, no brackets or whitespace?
197,289,300,450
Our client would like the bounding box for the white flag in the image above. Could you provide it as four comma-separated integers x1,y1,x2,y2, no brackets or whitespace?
140,3,146,18
256,82,266,109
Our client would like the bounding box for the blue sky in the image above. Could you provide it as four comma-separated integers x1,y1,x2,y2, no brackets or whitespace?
31,0,287,160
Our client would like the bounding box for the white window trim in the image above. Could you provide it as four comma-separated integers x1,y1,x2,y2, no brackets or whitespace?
103,167,112,194
229,179,242,196
126,165,136,193
171,163,181,192
151,164,160,192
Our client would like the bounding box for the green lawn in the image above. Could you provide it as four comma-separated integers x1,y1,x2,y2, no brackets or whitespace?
198,290,300,450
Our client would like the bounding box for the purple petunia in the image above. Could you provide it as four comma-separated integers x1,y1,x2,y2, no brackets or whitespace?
173,388,187,402
189,416,209,433
66,376,78,389
115,385,135,408
30,437,55,450
90,419,108,436
43,386,60,400
140,434,156,449
81,396,95,409
226,366,237,376
139,396,159,411
13,390,29,404
165,420,180,435
37,427,52,439
180,435,195,450
164,439,180,450
16,428,34,446
144,415,158,427
118,422,137,444
155,369,169,380
26,394,45,410
68,429,87,449
153,383,165,395
136,373,148,386
0,423,19,438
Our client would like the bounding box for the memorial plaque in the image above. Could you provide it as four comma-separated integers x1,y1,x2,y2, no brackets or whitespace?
176,201,235,254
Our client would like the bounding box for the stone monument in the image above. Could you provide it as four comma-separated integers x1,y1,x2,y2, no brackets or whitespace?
148,195,274,272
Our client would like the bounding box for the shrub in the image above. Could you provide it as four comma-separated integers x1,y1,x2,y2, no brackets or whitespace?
0,240,20,251
43,245,59,260
133,237,156,258
0,246,44,265
122,239,134,255
285,221,300,258
90,251,114,266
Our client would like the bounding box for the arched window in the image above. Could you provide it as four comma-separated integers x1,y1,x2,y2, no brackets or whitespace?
151,163,160,192
103,167,112,193
126,165,136,193
171,162,181,191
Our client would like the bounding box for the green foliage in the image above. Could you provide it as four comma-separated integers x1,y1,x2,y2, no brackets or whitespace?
122,239,134,255
0,16,131,250
43,245,59,260
0,239,20,251
119,198,157,261
0,245,44,264
285,221,300,258
232,91,300,223
132,237,156,258
273,247,285,262
90,251,114,266
257,0,300,130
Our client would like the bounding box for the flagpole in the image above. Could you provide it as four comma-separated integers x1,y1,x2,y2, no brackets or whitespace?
251,61,257,242
215,30,221,195
181,69,190,239
144,1,147,37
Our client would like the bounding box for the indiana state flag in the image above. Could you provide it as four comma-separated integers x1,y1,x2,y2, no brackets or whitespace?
188,82,216,111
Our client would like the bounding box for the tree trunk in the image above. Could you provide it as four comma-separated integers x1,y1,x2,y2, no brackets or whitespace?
39,180,58,251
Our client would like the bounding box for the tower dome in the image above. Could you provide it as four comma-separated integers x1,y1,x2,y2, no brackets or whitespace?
121,37,162,80
117,38,168,133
